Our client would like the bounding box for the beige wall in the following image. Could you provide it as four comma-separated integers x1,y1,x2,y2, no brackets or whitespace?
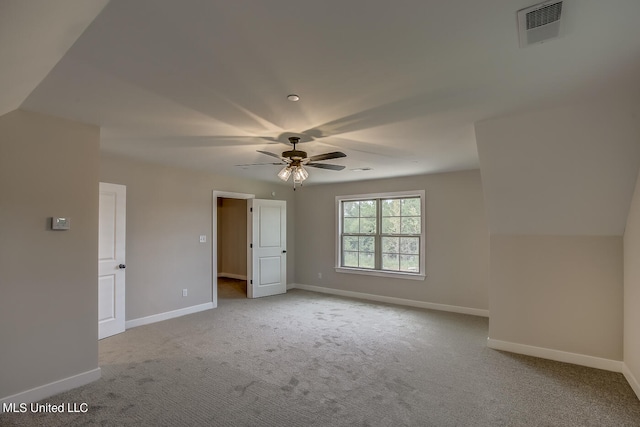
100,153,295,320
294,170,489,310
0,110,100,399
476,100,634,366
624,168,640,391
489,235,623,360
218,198,248,278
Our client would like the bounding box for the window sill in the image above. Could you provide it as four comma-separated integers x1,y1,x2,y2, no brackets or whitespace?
335,267,426,281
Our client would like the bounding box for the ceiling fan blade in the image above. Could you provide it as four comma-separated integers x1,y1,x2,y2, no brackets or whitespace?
308,151,347,162
306,162,346,171
104,135,282,149
257,150,284,160
235,162,283,166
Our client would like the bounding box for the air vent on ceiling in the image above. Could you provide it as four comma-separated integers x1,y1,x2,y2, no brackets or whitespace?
517,1,563,48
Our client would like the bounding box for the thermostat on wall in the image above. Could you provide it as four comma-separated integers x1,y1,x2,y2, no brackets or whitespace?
52,217,70,230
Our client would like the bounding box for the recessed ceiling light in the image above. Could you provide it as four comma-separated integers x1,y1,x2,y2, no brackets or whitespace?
287,94,300,102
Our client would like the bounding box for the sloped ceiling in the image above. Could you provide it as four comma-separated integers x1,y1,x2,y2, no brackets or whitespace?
0,0,109,117
476,101,640,236
11,0,640,186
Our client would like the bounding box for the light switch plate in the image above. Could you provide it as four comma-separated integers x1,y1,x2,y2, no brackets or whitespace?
199,235,206,243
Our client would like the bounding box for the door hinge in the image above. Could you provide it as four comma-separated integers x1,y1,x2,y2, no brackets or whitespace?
250,207,253,212
250,243,253,248
250,280,253,284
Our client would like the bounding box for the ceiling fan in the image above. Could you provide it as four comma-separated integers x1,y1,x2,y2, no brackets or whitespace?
239,136,346,188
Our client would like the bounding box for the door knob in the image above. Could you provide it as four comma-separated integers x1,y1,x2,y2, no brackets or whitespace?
282,250,287,253
118,264,126,269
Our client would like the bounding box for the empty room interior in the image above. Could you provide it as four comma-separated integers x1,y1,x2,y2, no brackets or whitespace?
2,0,640,425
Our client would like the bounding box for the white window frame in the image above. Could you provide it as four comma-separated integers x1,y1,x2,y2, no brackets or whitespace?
335,190,426,281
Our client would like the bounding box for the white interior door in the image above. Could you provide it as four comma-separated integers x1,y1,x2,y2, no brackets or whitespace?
99,182,126,339
248,199,286,298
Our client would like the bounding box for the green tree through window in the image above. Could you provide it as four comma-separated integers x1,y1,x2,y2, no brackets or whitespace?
339,192,424,276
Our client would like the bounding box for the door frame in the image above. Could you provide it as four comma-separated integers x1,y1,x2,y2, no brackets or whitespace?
212,191,254,307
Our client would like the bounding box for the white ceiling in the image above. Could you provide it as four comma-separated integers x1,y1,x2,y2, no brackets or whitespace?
7,0,640,185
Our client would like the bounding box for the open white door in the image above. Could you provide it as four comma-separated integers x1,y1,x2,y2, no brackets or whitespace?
248,199,286,298
98,183,126,339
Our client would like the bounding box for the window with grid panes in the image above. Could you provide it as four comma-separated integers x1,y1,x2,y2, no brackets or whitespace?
337,191,425,279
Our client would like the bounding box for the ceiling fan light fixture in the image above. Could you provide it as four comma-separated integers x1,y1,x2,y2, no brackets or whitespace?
255,136,345,187
277,166,292,181
292,165,309,183
300,166,309,180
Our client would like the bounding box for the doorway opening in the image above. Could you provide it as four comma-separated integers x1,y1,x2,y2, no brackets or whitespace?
212,191,254,307
217,197,248,301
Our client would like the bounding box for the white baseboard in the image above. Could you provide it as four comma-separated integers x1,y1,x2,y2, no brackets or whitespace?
125,302,214,329
217,272,247,280
291,283,489,317
0,368,101,410
622,363,640,400
487,338,623,372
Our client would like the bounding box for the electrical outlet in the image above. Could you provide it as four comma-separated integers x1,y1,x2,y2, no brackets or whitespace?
182,289,188,297
318,272,322,279
199,235,206,243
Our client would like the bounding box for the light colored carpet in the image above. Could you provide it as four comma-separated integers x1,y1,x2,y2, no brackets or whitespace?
2,284,639,426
